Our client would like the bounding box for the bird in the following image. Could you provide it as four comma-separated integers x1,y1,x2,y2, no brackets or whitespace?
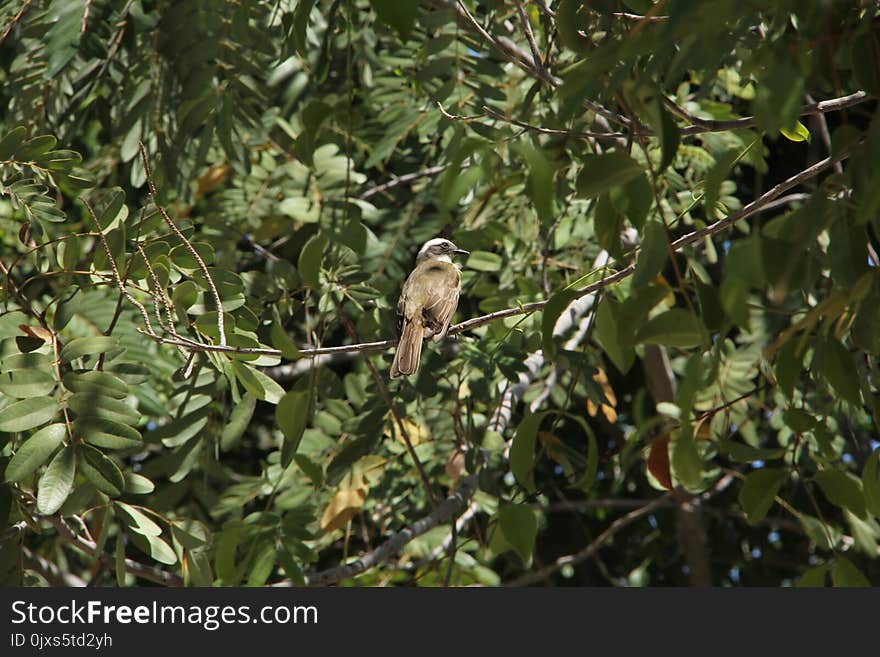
390,237,469,378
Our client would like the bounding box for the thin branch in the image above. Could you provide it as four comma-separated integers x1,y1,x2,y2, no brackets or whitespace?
359,165,447,200
139,141,227,346
612,11,669,22
0,0,32,46
44,515,182,587
23,547,88,587
667,91,871,136
81,0,92,35
302,475,478,586
481,105,627,141
534,498,673,513
395,501,479,573
513,0,544,73
82,199,158,337
505,494,671,586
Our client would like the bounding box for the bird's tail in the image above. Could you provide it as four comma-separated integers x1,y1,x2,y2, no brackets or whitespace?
390,319,424,378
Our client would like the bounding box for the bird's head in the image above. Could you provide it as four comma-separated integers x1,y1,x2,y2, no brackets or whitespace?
416,238,469,264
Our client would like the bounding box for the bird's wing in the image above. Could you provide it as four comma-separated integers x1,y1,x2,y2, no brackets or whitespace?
421,273,460,341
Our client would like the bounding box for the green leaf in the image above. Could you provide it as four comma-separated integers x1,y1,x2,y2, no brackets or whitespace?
862,448,880,517
782,408,818,434
221,393,256,452
671,430,703,491
497,504,538,565
115,502,162,537
16,135,57,161
62,371,128,399
278,543,305,585
246,541,277,586
68,393,139,425
231,361,284,404
575,152,644,199
91,187,126,229
592,195,623,260
5,424,67,482
171,519,210,551
814,337,862,406
76,444,125,497
813,469,866,520
0,126,28,160
655,101,680,173
124,472,155,495
797,564,830,587
74,417,142,450
632,221,668,287
291,0,318,56
143,534,178,565
115,535,126,586
270,308,301,360
465,250,503,272
369,0,418,40
739,468,787,525
540,288,579,360
36,447,76,514
780,120,811,143
277,390,310,467
831,557,870,587
592,298,635,373
703,150,739,217
59,336,120,363
0,397,59,432
510,411,543,492
635,309,706,348
610,173,652,231
298,231,329,289
753,60,804,134
0,369,56,398
511,142,555,224
718,441,786,463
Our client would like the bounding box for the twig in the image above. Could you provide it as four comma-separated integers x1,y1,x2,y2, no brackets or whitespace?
481,105,627,140
139,141,227,346
505,494,671,586
23,547,88,587
666,91,871,136
0,0,32,46
302,475,478,586
611,12,669,22
44,515,182,587
513,0,544,73
534,498,673,513
359,165,447,200
81,0,92,35
82,199,158,337
395,501,479,573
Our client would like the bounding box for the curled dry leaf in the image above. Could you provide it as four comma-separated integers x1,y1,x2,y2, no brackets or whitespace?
320,487,367,533
647,433,673,490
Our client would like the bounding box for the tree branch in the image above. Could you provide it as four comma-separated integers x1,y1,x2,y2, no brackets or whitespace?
135,150,849,365
668,91,871,136
44,515,183,587
505,494,671,586
302,475,478,586
359,165,447,200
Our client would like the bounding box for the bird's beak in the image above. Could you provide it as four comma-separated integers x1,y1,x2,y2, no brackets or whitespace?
454,248,469,256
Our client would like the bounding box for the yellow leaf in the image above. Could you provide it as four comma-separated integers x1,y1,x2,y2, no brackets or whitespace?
320,487,366,533
384,418,429,446
780,120,811,143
